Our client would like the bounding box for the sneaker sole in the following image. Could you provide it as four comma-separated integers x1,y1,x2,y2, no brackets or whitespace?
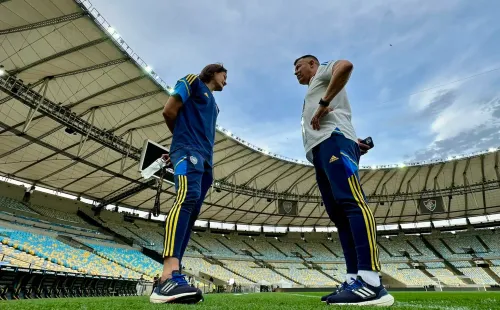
150,291,200,304
329,294,394,307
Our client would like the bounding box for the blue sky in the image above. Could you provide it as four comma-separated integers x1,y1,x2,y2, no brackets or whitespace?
91,0,500,166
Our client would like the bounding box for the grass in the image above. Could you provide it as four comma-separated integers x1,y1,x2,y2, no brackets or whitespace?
1,291,499,309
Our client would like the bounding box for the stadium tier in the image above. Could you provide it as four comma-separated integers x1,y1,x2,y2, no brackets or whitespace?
2,193,500,291
0,229,142,279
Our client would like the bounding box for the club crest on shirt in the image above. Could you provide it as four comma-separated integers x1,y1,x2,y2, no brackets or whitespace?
190,156,198,165
204,92,209,98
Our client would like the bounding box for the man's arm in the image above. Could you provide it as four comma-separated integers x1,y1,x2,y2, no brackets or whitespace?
162,74,198,134
322,60,354,102
162,95,183,134
310,60,354,130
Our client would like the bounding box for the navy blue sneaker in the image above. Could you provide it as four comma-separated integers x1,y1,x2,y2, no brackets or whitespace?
326,276,394,306
321,281,350,302
149,271,203,304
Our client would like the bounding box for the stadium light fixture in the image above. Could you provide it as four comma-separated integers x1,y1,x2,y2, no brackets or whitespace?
144,65,153,74
107,27,116,34
0,67,4,76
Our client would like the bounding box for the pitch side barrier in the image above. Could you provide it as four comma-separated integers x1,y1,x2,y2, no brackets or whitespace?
0,266,142,300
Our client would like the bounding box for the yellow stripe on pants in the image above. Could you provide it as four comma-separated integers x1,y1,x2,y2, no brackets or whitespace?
163,175,186,257
353,176,381,270
348,176,376,271
355,176,380,270
168,175,187,257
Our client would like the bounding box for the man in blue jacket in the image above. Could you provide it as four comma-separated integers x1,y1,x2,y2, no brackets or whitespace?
150,64,227,304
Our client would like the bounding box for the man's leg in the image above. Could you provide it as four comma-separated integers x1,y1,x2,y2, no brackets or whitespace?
314,162,358,303
313,158,358,280
316,135,380,278
179,164,213,261
151,151,205,304
320,135,392,306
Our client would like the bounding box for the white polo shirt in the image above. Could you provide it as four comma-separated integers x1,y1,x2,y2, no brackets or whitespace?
301,60,357,163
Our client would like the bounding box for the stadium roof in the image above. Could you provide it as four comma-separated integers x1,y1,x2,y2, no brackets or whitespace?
1,0,500,227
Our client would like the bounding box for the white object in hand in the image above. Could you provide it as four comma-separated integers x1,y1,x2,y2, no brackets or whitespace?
141,158,166,179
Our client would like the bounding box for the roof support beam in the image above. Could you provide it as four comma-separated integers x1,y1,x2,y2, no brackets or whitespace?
0,119,142,186
480,155,487,215
0,12,87,35
283,169,316,194
0,58,129,107
495,152,500,191
93,89,162,111
448,160,458,219
222,156,270,182
263,165,306,190
242,161,288,187
66,75,145,109
463,158,471,217
53,58,129,79
383,168,411,222
8,37,109,75
76,109,96,157
22,77,50,133
394,166,421,224
214,149,254,167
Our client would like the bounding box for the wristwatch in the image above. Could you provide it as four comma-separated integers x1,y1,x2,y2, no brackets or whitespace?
319,98,330,107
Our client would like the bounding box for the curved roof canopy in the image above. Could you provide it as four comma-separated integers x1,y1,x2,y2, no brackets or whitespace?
0,0,499,226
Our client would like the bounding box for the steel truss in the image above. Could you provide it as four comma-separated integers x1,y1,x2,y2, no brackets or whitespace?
0,75,498,207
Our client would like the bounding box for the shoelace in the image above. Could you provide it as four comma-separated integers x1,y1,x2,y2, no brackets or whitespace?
346,279,363,291
337,282,349,292
171,273,189,286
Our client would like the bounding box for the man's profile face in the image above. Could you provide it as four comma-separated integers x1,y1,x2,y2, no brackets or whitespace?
294,58,315,85
213,71,227,91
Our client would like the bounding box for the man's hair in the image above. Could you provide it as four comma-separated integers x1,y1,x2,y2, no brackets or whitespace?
199,63,227,83
294,55,320,66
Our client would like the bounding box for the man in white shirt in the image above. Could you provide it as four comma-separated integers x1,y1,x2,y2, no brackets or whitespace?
294,55,394,307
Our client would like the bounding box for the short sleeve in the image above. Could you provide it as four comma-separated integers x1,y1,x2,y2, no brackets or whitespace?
171,74,199,103
318,60,338,81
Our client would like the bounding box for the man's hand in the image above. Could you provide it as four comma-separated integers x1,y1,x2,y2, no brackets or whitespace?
161,153,172,168
310,105,333,130
358,139,371,156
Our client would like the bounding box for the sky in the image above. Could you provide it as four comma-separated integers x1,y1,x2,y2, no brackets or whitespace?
90,0,500,166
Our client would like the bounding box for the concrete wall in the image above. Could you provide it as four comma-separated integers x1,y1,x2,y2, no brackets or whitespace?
0,181,94,215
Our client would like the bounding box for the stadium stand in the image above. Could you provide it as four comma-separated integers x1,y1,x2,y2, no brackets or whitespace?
0,196,38,214
86,242,161,278
2,193,500,291
0,227,142,279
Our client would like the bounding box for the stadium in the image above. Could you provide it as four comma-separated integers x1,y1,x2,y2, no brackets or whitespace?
0,0,499,309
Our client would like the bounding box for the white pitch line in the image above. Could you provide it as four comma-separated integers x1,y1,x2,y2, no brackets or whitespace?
287,293,320,298
286,295,473,310
392,302,471,310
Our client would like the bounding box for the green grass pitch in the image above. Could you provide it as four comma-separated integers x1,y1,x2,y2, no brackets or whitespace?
1,291,499,309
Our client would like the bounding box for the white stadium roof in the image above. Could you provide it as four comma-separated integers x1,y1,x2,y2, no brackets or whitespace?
1,0,500,227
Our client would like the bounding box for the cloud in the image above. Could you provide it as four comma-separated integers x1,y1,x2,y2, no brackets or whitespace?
89,0,500,165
